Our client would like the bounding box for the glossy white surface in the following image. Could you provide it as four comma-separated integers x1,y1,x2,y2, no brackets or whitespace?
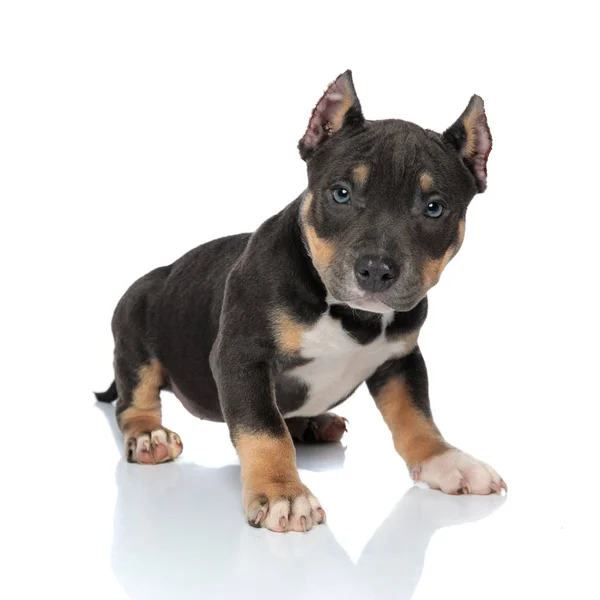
3,1,599,598
7,377,600,599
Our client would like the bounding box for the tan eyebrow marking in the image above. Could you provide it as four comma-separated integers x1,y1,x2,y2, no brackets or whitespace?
420,172,434,192
352,164,370,186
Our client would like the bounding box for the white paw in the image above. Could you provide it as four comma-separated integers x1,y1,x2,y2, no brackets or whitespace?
263,496,315,532
245,484,326,533
413,449,507,495
125,428,183,464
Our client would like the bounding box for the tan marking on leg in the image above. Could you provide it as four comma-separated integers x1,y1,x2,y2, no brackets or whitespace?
421,219,466,289
117,360,183,464
374,378,449,467
420,172,434,192
119,408,162,438
236,433,299,493
118,359,164,436
131,359,163,411
301,192,336,273
352,164,370,186
234,431,325,532
272,310,306,355
235,431,325,531
236,433,302,513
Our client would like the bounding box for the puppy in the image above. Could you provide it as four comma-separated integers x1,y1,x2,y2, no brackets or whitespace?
96,70,505,533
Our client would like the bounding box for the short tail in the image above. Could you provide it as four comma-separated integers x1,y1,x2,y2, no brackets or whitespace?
95,380,118,403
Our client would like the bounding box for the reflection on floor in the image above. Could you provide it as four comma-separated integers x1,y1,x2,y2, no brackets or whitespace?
97,403,505,600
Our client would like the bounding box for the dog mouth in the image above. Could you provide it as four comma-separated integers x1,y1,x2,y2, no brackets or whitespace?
346,298,393,314
345,293,421,314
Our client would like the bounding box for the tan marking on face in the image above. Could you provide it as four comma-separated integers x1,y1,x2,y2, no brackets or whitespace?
352,164,370,186
422,247,455,290
235,433,301,504
456,219,466,250
329,90,353,133
374,377,449,466
301,192,336,274
462,97,485,158
305,226,336,272
422,219,466,290
118,359,164,436
301,192,314,220
420,172,434,192
273,310,306,354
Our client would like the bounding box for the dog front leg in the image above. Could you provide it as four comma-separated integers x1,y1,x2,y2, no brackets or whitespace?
211,352,325,532
367,346,506,495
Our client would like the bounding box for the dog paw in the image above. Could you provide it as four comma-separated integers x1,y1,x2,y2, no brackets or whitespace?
125,428,183,464
287,413,348,443
412,449,507,495
244,483,326,533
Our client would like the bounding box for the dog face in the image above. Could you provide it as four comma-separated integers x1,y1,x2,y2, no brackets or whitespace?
298,71,492,313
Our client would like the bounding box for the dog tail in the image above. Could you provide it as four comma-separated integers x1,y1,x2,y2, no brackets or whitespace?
95,380,118,403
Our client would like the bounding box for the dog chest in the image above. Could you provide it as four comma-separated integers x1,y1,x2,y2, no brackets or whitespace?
281,312,414,418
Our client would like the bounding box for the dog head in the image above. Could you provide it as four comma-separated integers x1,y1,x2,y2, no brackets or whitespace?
298,70,492,314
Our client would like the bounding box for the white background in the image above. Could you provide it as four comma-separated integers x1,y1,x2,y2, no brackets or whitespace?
1,1,598,599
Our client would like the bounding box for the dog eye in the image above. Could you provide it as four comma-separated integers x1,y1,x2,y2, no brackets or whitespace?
332,187,351,204
425,201,444,218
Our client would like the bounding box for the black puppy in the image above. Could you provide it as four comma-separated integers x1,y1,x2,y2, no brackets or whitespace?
96,71,505,533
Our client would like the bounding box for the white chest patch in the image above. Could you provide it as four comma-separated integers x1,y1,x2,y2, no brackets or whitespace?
282,312,417,418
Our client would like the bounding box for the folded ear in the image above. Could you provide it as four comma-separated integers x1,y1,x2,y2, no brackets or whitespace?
298,70,364,160
442,95,492,193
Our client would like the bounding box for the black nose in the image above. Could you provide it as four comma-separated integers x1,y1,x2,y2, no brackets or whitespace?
354,254,399,293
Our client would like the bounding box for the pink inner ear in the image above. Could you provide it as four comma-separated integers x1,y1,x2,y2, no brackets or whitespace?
301,76,352,152
472,114,492,186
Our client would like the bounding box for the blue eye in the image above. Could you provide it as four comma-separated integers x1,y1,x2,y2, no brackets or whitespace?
332,187,351,203
425,201,444,218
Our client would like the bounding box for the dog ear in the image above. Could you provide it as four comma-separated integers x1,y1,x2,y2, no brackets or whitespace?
442,95,492,193
298,70,364,160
